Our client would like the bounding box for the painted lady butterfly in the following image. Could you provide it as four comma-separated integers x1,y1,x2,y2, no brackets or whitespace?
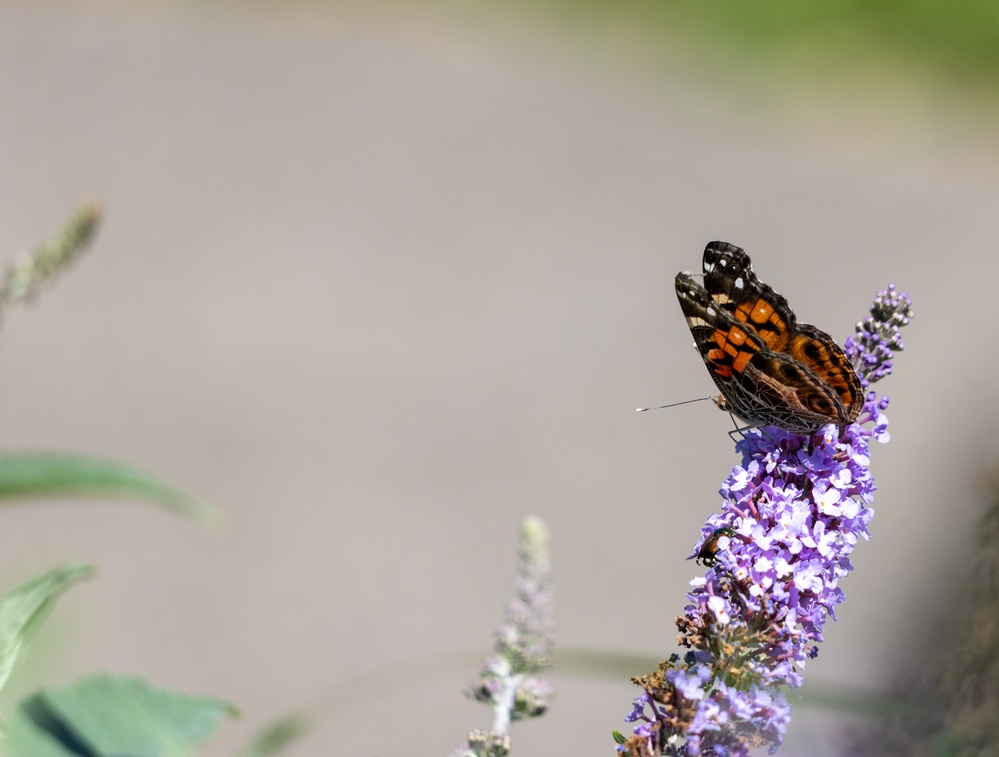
675,242,863,435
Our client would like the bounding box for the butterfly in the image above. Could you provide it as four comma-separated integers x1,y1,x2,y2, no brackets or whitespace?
674,241,863,435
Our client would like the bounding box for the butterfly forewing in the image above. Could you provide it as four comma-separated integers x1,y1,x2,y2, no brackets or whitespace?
702,241,795,353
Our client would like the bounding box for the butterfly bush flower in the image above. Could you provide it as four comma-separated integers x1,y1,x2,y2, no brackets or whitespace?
453,517,555,757
617,287,913,757
844,284,911,389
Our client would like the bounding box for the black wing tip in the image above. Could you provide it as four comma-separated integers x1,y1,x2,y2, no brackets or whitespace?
704,240,744,254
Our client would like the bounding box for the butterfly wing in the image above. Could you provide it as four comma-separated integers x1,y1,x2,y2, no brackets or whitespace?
737,351,855,432
702,241,795,353
676,271,850,433
702,240,862,426
786,324,864,423
675,270,756,402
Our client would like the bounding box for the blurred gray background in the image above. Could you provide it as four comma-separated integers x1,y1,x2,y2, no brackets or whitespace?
0,1,995,754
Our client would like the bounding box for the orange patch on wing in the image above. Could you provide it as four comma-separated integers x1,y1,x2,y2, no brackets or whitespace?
706,347,732,378
726,326,748,345
732,348,752,373
749,299,773,324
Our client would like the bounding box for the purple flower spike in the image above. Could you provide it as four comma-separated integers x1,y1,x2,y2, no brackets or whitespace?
619,285,912,756
456,518,554,757
845,284,913,387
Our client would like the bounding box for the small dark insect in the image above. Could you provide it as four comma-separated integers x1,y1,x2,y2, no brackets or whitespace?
695,527,736,567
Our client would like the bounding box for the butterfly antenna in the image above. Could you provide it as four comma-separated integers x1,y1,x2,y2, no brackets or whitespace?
636,397,712,412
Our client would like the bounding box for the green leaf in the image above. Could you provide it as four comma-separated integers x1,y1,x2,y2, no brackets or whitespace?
5,709,71,757
0,563,96,698
0,451,219,525
10,674,237,757
235,714,309,757
612,730,627,745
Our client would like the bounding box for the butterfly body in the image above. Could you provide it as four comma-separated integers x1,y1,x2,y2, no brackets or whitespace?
675,242,862,435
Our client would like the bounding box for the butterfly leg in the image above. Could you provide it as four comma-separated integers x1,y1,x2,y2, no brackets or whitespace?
726,416,755,443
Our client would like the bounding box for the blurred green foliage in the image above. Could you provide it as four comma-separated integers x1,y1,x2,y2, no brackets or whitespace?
490,0,999,96
9,674,235,757
667,0,999,76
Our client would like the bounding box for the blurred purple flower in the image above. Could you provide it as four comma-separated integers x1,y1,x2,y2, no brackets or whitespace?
455,517,554,757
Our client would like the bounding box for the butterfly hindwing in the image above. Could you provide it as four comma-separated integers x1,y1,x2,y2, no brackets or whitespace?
786,324,864,421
